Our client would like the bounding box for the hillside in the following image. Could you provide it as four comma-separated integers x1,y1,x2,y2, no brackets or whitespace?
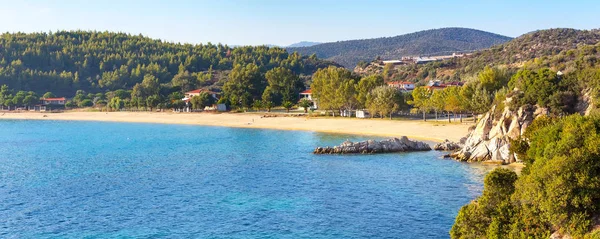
286,41,321,48
288,28,512,68
355,28,600,84
0,31,337,96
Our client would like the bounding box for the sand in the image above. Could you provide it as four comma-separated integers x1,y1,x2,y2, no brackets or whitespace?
0,111,472,142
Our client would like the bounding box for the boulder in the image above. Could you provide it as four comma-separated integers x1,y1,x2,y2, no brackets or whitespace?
313,137,431,154
433,139,462,151
451,102,544,164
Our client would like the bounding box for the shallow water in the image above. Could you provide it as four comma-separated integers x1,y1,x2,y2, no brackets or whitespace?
0,120,489,238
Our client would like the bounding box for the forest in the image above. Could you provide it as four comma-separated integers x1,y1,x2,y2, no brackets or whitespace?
0,31,337,97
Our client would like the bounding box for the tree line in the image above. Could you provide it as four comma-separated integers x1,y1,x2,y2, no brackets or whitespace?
0,31,337,97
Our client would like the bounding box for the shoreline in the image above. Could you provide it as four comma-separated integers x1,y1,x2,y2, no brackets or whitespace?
0,111,472,142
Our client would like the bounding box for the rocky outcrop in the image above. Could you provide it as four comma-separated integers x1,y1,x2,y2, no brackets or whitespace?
433,139,462,151
313,137,431,154
450,104,545,164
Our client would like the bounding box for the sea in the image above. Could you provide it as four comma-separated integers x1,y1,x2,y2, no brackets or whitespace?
0,119,491,238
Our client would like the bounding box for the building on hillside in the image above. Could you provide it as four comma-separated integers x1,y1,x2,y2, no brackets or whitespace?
299,89,318,109
425,80,464,90
381,60,406,66
415,57,440,64
387,81,415,91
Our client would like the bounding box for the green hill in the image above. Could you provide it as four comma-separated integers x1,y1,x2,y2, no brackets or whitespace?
357,28,600,84
0,31,337,96
288,27,512,68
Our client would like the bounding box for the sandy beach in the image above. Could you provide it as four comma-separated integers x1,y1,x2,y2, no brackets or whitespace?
0,111,472,142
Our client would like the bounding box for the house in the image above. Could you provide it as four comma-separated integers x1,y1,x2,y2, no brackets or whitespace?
181,89,220,111
387,81,415,91
356,110,369,118
42,97,66,105
184,89,219,100
299,89,318,109
31,97,67,111
424,80,464,91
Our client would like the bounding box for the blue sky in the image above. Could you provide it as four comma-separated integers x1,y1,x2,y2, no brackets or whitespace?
1,0,598,46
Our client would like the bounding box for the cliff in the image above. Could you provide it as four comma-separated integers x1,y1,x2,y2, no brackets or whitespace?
450,104,545,164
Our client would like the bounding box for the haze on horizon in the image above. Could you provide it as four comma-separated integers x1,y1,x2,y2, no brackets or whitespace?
1,0,599,46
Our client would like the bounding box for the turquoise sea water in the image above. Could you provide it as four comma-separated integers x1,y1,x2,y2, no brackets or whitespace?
0,120,489,238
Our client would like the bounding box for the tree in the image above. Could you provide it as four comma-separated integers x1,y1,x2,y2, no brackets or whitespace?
311,66,358,116
478,66,509,92
172,71,197,93
356,74,385,108
451,168,518,239
109,97,124,111
282,101,294,113
262,86,274,112
508,68,559,108
443,87,464,122
23,95,39,109
299,98,312,113
252,100,263,112
223,63,265,109
409,86,432,121
65,101,76,109
78,99,93,107
189,92,214,110
146,95,160,111
469,85,493,115
190,96,203,110
265,67,303,106
429,90,446,120
12,91,25,107
452,115,600,238
366,85,403,119
42,92,56,99
141,74,160,97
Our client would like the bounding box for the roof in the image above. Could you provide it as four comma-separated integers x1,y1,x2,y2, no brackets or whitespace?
185,89,218,95
300,89,312,94
185,89,203,94
43,97,66,101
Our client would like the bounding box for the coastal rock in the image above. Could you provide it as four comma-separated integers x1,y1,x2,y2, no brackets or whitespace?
313,136,431,154
451,103,544,164
433,139,462,151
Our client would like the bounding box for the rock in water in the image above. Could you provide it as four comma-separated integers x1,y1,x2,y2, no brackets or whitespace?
433,139,462,151
313,136,431,154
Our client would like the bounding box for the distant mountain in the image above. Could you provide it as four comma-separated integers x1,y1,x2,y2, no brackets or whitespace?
286,41,321,48
288,28,513,68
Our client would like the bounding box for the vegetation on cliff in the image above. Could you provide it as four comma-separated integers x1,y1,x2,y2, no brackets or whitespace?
451,114,600,238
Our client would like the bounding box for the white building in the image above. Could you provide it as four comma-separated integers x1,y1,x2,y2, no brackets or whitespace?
387,81,415,91
299,89,318,109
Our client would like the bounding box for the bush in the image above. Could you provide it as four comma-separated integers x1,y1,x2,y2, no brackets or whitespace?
452,115,600,238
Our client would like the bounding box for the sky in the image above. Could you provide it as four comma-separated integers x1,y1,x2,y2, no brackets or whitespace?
0,0,598,46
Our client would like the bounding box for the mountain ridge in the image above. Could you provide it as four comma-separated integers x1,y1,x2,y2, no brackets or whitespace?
288,27,512,68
